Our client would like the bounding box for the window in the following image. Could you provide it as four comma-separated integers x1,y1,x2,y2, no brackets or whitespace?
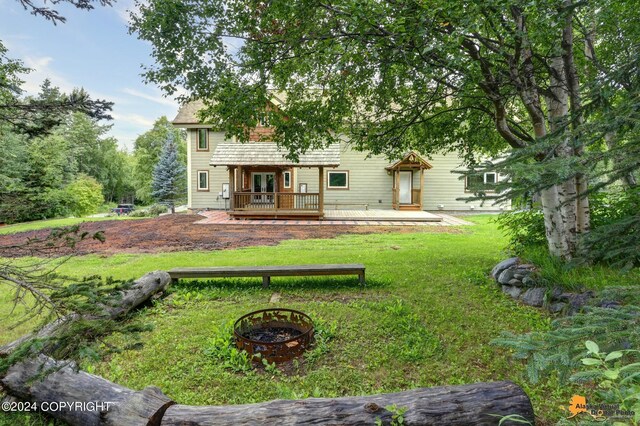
465,172,498,191
196,129,209,151
197,170,209,191
327,170,349,189
283,171,291,188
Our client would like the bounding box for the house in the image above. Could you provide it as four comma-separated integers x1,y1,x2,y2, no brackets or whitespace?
172,100,508,219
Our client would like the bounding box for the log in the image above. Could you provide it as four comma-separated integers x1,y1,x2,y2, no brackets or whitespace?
1,354,533,426
161,381,534,426
0,271,172,357
1,354,174,426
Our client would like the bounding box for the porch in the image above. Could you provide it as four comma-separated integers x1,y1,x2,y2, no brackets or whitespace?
211,143,339,220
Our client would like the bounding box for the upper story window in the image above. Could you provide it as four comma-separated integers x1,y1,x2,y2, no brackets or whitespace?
196,129,209,151
327,170,349,189
283,171,291,188
465,172,498,191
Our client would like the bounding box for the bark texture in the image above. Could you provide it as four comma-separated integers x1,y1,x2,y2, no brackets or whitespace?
1,354,174,426
161,381,534,426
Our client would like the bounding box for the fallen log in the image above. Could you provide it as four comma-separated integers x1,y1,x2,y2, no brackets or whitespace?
1,353,534,426
0,270,172,357
1,354,174,426
161,380,533,426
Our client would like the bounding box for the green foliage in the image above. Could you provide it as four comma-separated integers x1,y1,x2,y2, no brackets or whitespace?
203,320,252,373
133,117,186,204
64,174,104,216
128,204,168,217
578,188,640,269
493,300,640,385
570,341,640,425
376,404,408,426
495,210,547,254
151,133,186,211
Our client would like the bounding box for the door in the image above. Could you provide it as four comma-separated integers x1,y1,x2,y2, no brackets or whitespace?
399,171,413,204
252,173,275,204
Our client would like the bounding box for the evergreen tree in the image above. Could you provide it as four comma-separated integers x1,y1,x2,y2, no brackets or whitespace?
133,117,186,204
151,133,185,214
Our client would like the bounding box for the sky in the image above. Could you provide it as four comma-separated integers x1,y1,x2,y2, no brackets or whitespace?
0,0,180,150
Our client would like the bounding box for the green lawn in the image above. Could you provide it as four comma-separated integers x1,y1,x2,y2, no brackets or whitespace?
1,215,636,425
0,216,142,235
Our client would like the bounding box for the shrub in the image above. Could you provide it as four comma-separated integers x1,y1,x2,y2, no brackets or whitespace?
495,209,547,254
128,204,168,217
64,175,104,217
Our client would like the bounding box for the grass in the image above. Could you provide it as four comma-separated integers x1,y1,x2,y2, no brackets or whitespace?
0,216,142,235
0,215,636,425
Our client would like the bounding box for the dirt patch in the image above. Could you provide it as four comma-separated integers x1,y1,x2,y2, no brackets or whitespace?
0,214,461,257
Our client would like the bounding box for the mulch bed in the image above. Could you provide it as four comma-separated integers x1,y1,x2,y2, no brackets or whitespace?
0,214,460,257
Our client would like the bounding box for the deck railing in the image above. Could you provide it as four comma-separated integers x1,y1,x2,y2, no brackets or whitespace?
233,192,320,211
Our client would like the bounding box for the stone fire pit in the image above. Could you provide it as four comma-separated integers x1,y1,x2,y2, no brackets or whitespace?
234,308,314,364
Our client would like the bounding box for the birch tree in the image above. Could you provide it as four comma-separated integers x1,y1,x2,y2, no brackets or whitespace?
131,0,638,260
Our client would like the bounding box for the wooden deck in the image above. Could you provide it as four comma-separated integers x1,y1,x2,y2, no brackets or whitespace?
168,264,366,287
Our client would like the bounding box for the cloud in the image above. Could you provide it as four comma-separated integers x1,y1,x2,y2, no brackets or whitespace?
111,112,155,127
121,87,178,107
20,55,75,94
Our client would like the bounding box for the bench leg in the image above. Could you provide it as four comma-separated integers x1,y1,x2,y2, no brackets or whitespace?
262,275,271,288
171,278,179,286
358,271,365,286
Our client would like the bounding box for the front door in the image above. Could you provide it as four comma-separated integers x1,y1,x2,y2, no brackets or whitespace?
399,171,413,204
252,172,275,204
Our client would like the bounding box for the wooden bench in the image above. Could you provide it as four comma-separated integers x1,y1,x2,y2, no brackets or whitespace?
168,264,366,288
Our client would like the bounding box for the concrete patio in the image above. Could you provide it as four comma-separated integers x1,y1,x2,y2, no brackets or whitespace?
195,209,472,226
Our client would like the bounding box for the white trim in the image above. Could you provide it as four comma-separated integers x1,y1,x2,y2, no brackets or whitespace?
197,170,209,191
327,170,349,189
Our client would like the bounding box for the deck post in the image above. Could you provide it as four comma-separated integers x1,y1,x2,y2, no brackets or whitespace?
228,167,235,210
420,168,425,210
318,166,324,215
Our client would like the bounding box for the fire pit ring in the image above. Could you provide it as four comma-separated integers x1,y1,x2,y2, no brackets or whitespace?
234,308,314,364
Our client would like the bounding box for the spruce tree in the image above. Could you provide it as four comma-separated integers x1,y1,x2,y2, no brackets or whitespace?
151,133,186,214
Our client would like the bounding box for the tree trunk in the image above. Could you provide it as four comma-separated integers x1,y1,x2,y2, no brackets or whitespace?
0,270,172,357
1,354,174,426
0,356,534,426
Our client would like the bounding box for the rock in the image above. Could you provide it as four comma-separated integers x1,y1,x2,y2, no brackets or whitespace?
502,285,522,299
550,287,564,300
548,302,567,313
521,276,536,287
491,257,520,280
508,278,523,286
520,288,546,307
513,273,525,280
598,300,621,309
498,268,517,285
566,291,596,314
517,264,536,270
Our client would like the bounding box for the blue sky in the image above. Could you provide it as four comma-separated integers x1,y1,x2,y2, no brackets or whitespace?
0,0,180,150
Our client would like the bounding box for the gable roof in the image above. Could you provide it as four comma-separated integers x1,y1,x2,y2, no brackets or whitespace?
172,100,206,125
210,143,340,167
385,151,433,170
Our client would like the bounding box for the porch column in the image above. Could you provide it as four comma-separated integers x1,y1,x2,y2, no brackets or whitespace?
318,166,324,214
228,167,236,210
419,168,425,210
393,169,399,210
